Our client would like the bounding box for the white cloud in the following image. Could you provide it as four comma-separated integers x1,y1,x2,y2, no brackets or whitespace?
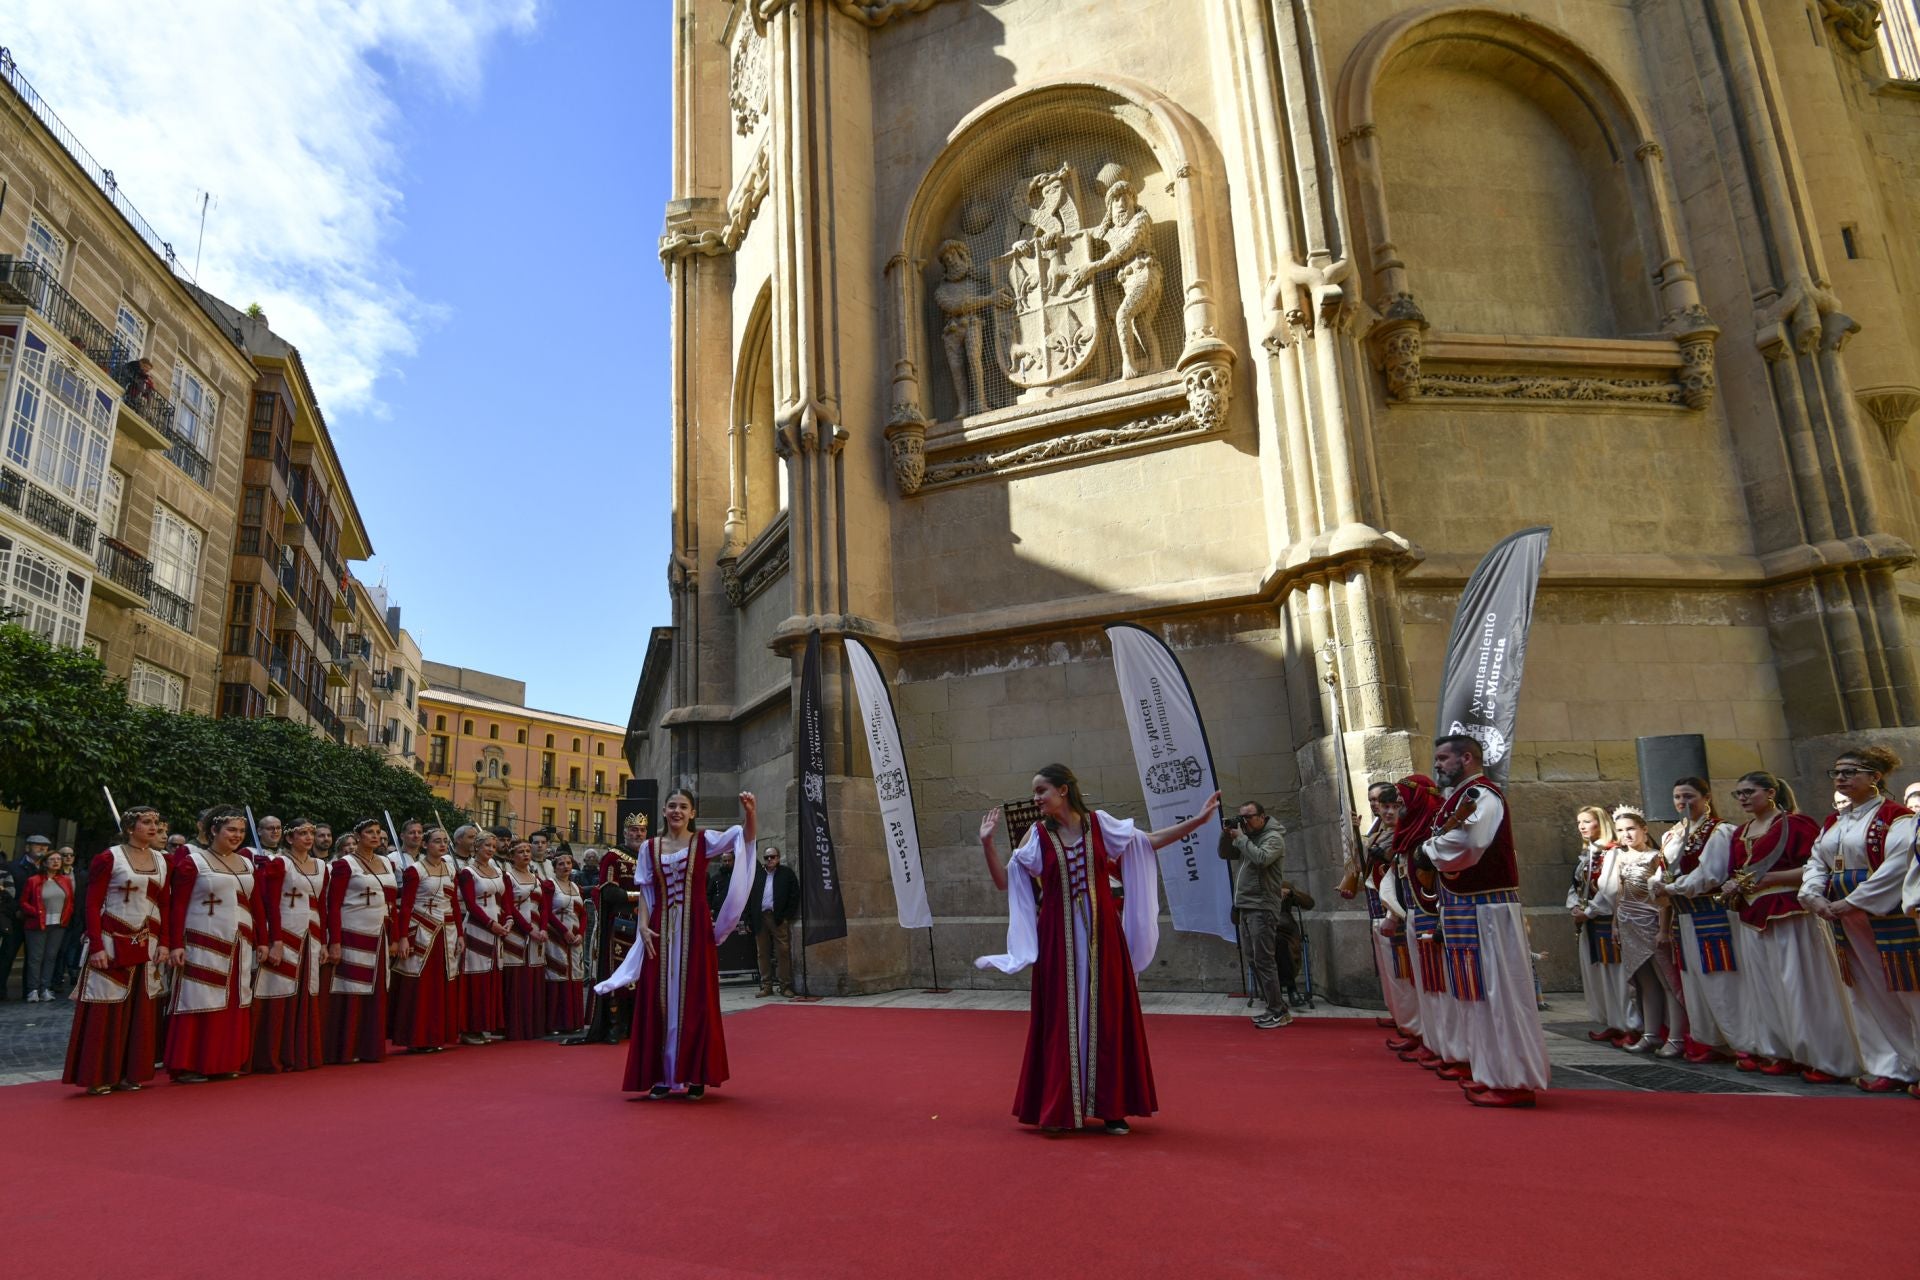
7,0,537,413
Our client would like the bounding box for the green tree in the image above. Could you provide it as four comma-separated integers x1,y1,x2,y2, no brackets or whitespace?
0,622,467,842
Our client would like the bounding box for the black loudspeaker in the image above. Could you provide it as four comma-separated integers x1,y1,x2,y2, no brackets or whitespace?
617,779,658,840
1636,735,1709,821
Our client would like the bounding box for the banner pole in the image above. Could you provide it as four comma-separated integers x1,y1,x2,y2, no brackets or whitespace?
923,926,950,994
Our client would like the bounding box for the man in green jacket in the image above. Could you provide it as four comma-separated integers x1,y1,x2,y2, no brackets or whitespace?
1221,802,1294,1028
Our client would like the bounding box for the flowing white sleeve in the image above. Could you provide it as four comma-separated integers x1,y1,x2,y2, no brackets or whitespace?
976,827,1044,974
1100,812,1160,973
1423,790,1502,872
1377,868,1406,924
706,825,755,942
1800,822,1840,905
1668,825,1732,895
1850,817,1914,914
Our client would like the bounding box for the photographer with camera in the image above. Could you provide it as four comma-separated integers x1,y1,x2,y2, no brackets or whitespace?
1219,802,1294,1029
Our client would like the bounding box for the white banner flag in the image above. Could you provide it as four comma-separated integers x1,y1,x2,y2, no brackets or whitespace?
845,638,933,929
1106,624,1235,943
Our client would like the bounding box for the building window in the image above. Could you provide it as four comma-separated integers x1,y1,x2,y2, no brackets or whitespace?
5,342,113,513
219,682,265,719
0,533,88,648
516,728,526,744
567,808,581,841
429,735,448,772
541,752,556,786
225,582,265,657
129,660,186,711
489,723,499,740
568,766,581,790
113,304,148,363
540,807,555,828
592,811,606,841
402,728,412,755
171,362,217,454
572,737,581,753
545,733,554,748
593,770,605,794
596,742,605,756
99,470,125,539
149,505,202,631
618,774,630,794
481,800,501,827
462,719,473,735
406,676,416,707
436,714,446,731
23,214,66,276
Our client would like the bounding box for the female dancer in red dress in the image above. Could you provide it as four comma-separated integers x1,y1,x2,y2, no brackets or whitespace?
390,825,464,1053
252,817,328,1072
63,806,170,1095
322,818,399,1065
976,764,1219,1133
543,851,588,1035
457,833,510,1044
594,789,757,1099
164,806,262,1083
499,839,549,1040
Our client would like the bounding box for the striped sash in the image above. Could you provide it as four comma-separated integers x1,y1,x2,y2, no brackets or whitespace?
1364,888,1386,922
1687,908,1737,974
1437,888,1518,1003
1585,916,1621,966
1825,869,1920,991
1411,906,1447,994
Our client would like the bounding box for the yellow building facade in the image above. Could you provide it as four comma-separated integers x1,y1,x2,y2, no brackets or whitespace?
420,663,629,843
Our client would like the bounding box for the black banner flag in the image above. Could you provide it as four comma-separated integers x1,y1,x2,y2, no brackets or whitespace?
1434,527,1551,786
798,629,847,946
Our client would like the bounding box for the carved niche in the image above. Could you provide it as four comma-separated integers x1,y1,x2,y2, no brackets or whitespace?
886,81,1236,495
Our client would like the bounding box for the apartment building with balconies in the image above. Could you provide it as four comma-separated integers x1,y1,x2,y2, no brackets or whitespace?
0,54,248,716
192,290,372,741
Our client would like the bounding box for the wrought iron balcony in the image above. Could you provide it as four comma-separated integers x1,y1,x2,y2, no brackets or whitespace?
163,436,213,488
93,536,154,609
1,466,96,557
148,583,193,633
0,256,115,365
101,355,179,451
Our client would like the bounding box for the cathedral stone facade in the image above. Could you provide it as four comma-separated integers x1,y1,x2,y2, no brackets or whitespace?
633,0,1920,998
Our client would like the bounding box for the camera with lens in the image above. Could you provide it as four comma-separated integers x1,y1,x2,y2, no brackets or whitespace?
1220,815,1241,831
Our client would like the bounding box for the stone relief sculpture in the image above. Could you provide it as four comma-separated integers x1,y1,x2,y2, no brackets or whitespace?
992,160,1101,396
932,239,1011,419
1064,165,1164,380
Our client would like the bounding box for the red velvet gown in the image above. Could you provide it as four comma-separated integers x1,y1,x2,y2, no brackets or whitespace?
1009,820,1157,1128
499,869,548,1041
388,860,465,1049
624,833,729,1090
542,880,588,1033
163,851,262,1078
251,855,327,1072
63,846,170,1089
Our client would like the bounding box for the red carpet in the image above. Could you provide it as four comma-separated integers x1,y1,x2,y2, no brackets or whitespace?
7,1006,1916,1277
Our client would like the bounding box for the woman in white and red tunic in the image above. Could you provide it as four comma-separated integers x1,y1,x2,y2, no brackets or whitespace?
976,765,1217,1133
322,819,399,1065
1567,805,1634,1046
543,851,589,1035
457,833,510,1044
1716,771,1858,1084
595,788,758,1099
252,817,328,1073
1805,746,1919,1093
63,806,171,1095
1650,779,1751,1065
1353,783,1419,1053
390,825,464,1052
164,806,262,1084
499,839,549,1041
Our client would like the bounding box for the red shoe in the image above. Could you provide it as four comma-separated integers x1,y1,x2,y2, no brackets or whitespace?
1908,1082,1920,1099
1436,1062,1470,1081
1734,1054,1762,1073
1800,1069,1842,1085
1386,1036,1418,1052
1759,1060,1796,1077
1683,1045,1728,1065
1460,1079,1488,1092
1466,1087,1536,1108
1586,1029,1616,1043
1855,1075,1905,1093
1374,1017,1396,1028
1414,1050,1443,1070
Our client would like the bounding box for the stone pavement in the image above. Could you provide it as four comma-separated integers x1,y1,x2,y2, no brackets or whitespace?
2,985,1901,1098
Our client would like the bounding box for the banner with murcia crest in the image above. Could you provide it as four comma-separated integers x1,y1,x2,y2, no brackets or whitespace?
798,630,847,946
1106,624,1235,943
845,638,933,930
1435,527,1551,786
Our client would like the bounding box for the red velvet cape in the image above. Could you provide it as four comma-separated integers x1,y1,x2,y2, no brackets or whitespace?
1013,820,1156,1128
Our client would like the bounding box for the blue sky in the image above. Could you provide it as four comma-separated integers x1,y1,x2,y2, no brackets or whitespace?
12,2,675,724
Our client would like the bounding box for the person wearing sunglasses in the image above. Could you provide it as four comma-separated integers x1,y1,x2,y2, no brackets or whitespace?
746,845,800,998
1803,746,1919,1094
